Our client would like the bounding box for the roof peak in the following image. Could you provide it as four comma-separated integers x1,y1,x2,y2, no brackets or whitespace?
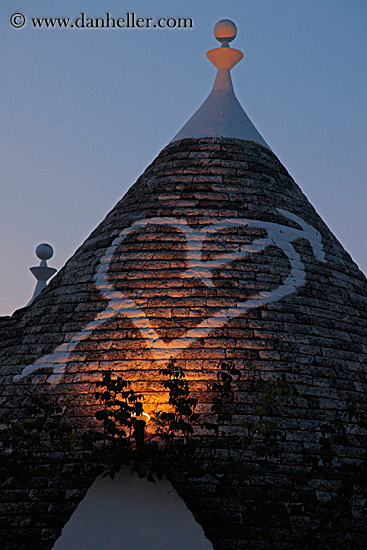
171,19,270,149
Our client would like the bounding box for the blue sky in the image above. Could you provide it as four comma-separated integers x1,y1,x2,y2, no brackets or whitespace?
1,0,366,316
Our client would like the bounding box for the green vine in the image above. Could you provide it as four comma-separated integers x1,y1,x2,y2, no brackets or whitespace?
1,361,367,548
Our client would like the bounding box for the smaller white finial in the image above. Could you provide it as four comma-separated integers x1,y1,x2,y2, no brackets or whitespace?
36,243,54,261
214,19,237,47
27,243,57,306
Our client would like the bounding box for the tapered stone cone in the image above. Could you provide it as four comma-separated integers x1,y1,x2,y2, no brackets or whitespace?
1,19,367,550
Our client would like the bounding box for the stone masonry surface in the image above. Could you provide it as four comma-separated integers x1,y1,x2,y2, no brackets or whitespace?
1,138,367,549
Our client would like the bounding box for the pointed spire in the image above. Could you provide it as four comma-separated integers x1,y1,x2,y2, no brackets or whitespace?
27,243,57,306
171,19,270,149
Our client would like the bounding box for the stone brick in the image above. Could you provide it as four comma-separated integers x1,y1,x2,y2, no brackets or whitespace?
1,138,367,549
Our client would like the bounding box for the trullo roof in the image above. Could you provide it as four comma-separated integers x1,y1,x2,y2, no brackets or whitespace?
1,19,367,550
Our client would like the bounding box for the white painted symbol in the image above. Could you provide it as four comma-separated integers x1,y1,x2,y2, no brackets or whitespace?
14,209,325,384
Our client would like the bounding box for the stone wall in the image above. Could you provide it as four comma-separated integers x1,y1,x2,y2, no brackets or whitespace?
1,138,367,549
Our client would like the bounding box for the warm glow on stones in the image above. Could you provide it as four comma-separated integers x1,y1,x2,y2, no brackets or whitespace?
13,209,325,385
132,412,150,424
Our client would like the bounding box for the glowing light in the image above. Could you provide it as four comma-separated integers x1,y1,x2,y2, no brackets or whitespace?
132,412,150,424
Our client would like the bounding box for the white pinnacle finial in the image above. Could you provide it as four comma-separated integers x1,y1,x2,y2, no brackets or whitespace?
207,19,243,71
27,243,57,306
36,243,54,261
170,19,270,149
214,19,237,47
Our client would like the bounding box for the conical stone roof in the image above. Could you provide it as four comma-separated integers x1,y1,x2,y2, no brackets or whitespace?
1,21,367,550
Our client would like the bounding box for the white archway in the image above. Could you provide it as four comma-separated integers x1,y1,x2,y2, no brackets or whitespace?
53,468,213,550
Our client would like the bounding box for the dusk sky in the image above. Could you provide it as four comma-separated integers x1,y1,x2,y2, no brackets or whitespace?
1,0,366,316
